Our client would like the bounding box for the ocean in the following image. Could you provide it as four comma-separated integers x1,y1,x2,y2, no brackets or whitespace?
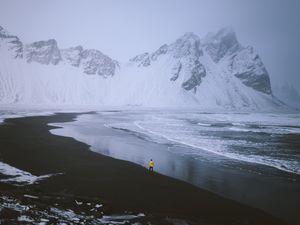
49,109,300,224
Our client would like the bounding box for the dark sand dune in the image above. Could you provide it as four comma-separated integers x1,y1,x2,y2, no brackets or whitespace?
0,113,289,224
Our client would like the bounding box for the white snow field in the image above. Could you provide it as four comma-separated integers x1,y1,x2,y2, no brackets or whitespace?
0,161,62,186
0,26,287,111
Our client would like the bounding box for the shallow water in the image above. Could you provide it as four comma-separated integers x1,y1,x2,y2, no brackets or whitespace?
50,110,300,224
104,111,300,175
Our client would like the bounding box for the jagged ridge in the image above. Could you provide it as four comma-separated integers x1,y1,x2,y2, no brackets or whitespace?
0,26,118,77
0,25,283,109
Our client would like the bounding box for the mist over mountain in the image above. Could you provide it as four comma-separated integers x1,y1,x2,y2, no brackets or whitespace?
0,25,286,110
273,83,300,109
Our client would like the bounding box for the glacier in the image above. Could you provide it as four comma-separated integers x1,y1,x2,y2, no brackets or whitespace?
0,25,286,110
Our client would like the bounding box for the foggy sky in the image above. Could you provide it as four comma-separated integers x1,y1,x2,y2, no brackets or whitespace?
0,0,299,92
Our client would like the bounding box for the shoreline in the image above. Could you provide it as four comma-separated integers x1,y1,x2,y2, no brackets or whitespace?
0,113,288,224
50,111,300,225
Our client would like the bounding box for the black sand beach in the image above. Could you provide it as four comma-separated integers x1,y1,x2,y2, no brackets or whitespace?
0,113,289,224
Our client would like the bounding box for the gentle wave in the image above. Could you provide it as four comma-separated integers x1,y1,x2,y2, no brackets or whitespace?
197,122,212,126
133,121,300,175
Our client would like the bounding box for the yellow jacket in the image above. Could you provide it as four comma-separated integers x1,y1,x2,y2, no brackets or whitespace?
149,160,154,167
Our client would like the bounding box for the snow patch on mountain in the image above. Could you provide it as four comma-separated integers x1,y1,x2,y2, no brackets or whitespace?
61,46,83,67
25,39,61,65
202,27,241,63
0,25,288,110
0,53,113,105
227,46,272,94
129,32,206,92
0,26,23,58
61,46,118,77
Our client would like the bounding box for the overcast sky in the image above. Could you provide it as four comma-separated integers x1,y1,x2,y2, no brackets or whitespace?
0,0,299,91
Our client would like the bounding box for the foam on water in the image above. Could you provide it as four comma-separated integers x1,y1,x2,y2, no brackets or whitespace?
197,122,212,126
228,127,251,132
50,111,300,175
104,112,300,175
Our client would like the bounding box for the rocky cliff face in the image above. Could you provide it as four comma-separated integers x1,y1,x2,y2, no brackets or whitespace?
202,28,272,94
202,28,241,63
79,49,118,77
228,46,272,94
0,26,23,58
61,46,118,77
129,28,272,95
24,41,118,77
0,26,118,77
0,25,281,109
130,32,207,92
61,46,83,67
25,39,62,65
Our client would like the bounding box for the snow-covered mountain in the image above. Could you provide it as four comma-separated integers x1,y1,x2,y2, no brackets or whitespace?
25,39,62,65
0,25,285,109
61,46,118,77
0,26,23,58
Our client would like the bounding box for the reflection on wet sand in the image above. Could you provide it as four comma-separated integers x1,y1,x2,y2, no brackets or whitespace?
50,113,300,225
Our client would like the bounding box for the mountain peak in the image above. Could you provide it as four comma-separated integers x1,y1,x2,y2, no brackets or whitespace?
178,32,200,43
203,27,236,42
0,25,280,109
74,45,83,51
61,45,117,76
0,25,23,58
31,39,58,47
169,32,201,58
0,25,6,33
25,39,61,65
216,27,236,37
0,25,12,37
130,32,202,66
203,27,240,63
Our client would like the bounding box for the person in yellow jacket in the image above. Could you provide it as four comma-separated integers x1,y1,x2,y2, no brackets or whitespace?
149,159,154,172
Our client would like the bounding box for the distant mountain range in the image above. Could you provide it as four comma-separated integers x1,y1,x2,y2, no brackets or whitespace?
0,25,286,110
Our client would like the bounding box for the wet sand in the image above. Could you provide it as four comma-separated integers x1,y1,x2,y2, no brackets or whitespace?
0,113,289,224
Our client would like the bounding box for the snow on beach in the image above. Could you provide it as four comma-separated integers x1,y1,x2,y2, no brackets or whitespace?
0,109,59,186
0,194,149,225
0,161,62,186
0,109,53,124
